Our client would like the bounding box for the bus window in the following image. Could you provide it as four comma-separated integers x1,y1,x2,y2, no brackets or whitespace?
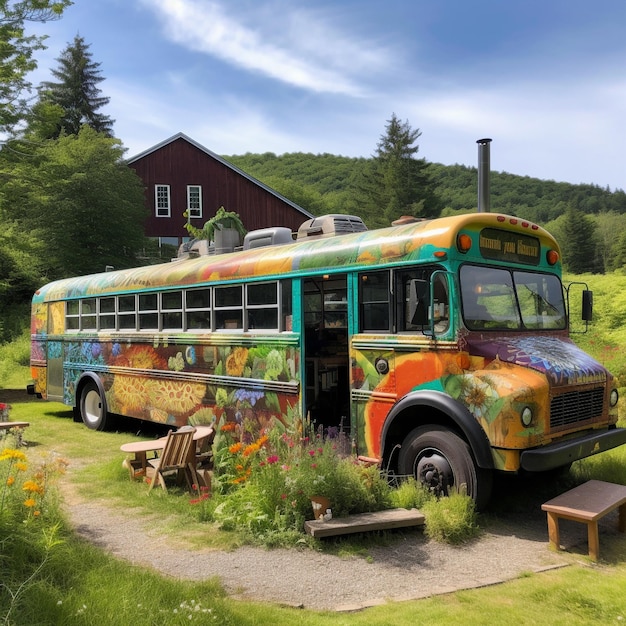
99,297,116,330
432,273,450,332
66,300,80,331
460,265,520,330
139,293,158,330
185,288,211,330
161,291,183,330
359,271,390,332
81,298,97,330
514,272,566,329
396,269,431,332
246,282,279,330
118,295,137,330
215,285,243,330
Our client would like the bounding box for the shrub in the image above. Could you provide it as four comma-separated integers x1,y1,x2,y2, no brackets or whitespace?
422,490,480,545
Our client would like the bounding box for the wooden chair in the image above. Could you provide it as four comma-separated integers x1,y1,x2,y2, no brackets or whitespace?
147,428,198,493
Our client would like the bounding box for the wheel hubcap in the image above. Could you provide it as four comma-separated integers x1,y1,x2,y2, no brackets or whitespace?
84,390,102,424
416,449,453,496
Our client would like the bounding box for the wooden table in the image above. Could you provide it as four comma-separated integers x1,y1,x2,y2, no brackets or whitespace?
542,480,626,561
0,421,29,431
120,426,214,480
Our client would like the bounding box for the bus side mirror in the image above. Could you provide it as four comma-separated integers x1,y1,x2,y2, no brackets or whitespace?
582,290,593,322
409,279,429,325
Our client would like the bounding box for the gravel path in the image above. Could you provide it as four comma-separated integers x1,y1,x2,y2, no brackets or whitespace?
62,481,576,611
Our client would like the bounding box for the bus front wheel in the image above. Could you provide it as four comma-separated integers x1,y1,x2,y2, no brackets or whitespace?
79,380,108,431
398,425,492,509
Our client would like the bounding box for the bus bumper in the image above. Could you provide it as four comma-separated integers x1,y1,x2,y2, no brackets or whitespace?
520,427,626,472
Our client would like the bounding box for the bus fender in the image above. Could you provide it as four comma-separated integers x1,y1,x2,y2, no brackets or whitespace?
75,372,107,411
380,389,494,470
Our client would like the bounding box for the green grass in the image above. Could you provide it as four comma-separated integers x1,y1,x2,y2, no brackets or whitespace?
1,390,625,624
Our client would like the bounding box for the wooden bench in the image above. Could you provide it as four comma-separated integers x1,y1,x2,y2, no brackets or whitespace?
304,508,425,538
0,421,29,431
541,480,626,561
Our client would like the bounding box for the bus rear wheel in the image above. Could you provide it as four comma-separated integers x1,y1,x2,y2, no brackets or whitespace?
398,425,492,510
79,380,108,431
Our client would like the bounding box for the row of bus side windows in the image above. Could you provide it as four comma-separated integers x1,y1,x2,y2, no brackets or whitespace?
64,281,291,333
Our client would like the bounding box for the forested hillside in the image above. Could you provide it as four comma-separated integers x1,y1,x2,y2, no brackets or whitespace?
225,152,626,273
226,152,626,224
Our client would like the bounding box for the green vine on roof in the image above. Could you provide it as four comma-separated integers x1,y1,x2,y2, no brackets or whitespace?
183,206,247,242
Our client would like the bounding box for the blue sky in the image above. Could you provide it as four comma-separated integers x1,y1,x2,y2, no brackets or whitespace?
28,0,626,190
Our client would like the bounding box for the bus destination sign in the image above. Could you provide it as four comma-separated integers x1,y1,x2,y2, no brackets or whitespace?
478,228,540,265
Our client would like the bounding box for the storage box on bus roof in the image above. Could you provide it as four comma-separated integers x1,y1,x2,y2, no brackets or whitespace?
296,215,367,240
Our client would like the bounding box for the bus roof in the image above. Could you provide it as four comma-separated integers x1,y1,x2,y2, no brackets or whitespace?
34,213,559,302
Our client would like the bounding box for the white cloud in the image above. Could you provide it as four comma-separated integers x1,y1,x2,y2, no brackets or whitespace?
141,0,392,96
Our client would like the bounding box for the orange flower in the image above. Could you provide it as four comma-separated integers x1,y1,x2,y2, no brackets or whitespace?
23,498,37,508
229,442,243,454
221,422,236,432
242,443,260,457
22,480,44,495
6,476,15,486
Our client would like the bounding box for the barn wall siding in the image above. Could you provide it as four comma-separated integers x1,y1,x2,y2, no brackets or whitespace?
129,135,311,242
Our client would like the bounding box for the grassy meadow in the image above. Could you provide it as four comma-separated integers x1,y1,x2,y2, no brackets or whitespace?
1,271,626,624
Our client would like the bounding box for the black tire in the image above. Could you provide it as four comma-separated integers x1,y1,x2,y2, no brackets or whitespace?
398,425,492,510
79,380,109,431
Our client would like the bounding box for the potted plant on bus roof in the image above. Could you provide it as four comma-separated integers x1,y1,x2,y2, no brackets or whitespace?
184,206,247,252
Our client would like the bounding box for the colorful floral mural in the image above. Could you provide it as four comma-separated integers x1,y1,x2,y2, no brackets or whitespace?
353,333,609,463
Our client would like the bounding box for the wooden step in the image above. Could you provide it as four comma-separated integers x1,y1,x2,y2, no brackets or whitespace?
304,508,425,538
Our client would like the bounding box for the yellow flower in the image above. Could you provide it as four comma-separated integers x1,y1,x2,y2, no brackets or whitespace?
23,498,37,508
225,347,249,376
0,448,27,462
15,462,27,472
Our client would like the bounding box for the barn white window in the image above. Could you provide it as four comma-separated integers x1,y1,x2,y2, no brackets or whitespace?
155,184,171,218
187,185,202,219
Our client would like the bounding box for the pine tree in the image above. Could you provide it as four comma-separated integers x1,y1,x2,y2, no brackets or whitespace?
362,113,441,227
560,206,599,273
37,34,114,138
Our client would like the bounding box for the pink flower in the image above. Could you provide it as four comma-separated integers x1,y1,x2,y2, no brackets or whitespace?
308,450,316,457
267,455,279,464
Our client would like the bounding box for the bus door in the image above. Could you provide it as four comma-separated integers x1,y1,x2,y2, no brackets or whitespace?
46,302,65,402
302,274,350,431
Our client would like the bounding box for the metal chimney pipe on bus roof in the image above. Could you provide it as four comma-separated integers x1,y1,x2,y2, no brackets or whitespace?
477,138,492,213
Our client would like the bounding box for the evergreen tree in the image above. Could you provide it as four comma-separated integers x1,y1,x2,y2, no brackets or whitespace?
348,114,441,227
559,206,599,273
37,34,114,138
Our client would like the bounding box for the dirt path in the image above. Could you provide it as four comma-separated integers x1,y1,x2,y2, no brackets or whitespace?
62,477,577,611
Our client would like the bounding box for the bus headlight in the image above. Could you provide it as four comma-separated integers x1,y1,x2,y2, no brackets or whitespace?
521,406,533,427
610,389,619,407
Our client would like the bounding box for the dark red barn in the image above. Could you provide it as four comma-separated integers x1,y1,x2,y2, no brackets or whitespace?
127,133,313,249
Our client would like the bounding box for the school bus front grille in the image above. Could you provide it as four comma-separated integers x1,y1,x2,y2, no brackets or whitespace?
550,387,605,430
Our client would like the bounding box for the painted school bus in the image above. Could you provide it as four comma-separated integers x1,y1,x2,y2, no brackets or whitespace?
30,212,626,506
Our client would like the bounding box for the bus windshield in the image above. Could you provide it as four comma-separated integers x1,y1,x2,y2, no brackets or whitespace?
460,265,566,331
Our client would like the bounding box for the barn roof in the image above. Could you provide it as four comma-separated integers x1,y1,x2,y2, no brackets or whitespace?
127,132,313,220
